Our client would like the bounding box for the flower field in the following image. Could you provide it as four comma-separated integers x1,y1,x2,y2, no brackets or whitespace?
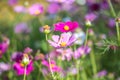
0,0,120,80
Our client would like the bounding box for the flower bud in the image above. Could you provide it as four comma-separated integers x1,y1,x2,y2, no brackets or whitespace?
22,54,30,66
85,20,92,27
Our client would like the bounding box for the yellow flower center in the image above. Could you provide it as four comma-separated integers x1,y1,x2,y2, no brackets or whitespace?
50,63,55,68
20,63,25,67
64,25,69,31
60,42,67,47
35,10,40,15
43,25,50,30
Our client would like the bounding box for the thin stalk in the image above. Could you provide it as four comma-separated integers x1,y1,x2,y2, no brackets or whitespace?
90,48,97,75
23,66,27,80
48,58,56,80
116,22,120,44
45,34,48,41
81,67,87,80
108,0,120,44
108,0,116,17
84,28,89,46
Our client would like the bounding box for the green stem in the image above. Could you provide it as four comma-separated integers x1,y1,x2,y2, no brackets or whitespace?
84,28,89,46
108,0,116,17
23,66,27,80
48,58,56,80
81,67,87,80
45,34,48,41
116,22,120,45
108,0,120,44
90,48,97,75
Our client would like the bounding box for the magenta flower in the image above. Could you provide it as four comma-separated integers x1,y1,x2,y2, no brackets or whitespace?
13,61,34,75
47,3,60,14
28,3,43,16
54,21,79,32
42,60,61,72
0,37,10,58
48,33,76,48
12,48,34,75
73,46,91,59
56,48,73,61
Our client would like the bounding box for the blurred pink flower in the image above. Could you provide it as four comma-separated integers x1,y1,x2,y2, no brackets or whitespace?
14,5,26,13
73,46,91,59
85,13,97,22
48,33,76,48
108,18,115,28
47,3,60,14
28,3,43,16
8,0,18,6
14,22,31,34
54,21,79,32
42,60,61,72
0,62,11,74
0,37,10,58
47,0,75,4
56,48,73,61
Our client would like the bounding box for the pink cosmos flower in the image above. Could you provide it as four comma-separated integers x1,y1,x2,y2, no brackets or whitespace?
42,60,61,72
0,37,10,58
13,48,34,75
48,33,76,48
54,21,79,32
13,61,34,75
56,48,73,61
73,46,91,59
28,3,43,16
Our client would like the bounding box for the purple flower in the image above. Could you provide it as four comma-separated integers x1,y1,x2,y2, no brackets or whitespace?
48,33,76,48
0,37,10,58
47,3,60,14
28,3,43,16
13,5,26,13
100,0,109,9
89,3,100,11
14,22,31,34
11,52,23,63
13,61,34,75
97,70,107,77
73,46,91,59
85,13,97,22
8,0,18,6
56,48,73,61
108,19,115,28
0,62,11,74
42,60,61,72
46,0,75,4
